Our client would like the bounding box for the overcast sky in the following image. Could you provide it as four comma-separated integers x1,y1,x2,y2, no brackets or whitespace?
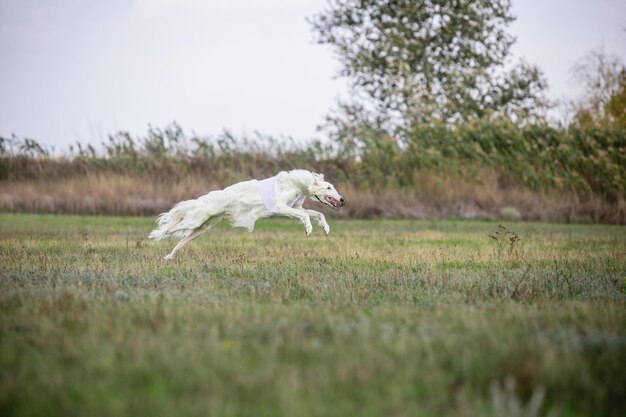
1,0,625,152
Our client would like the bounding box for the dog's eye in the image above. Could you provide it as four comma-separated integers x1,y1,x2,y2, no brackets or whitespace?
327,187,331,190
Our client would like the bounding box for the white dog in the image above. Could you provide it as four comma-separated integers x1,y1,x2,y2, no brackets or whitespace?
149,169,345,259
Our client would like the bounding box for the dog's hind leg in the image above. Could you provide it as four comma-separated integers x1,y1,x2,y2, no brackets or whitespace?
163,229,203,260
163,216,221,260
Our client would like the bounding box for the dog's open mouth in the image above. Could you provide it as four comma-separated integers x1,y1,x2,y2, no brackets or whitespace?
324,196,341,207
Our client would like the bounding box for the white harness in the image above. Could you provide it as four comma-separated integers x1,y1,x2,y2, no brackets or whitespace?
257,176,305,214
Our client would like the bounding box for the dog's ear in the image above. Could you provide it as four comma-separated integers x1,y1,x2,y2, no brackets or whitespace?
313,173,324,185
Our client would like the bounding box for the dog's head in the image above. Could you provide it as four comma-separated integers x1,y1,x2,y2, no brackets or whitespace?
309,173,346,208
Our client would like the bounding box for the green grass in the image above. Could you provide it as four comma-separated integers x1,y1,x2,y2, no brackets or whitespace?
1,213,625,417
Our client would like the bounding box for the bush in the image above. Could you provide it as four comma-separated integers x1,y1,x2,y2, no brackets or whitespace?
0,121,624,221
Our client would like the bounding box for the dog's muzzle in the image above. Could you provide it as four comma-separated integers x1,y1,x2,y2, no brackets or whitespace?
324,195,346,208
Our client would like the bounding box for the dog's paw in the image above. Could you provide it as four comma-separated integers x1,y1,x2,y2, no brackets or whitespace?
163,254,174,261
305,223,313,235
323,223,330,235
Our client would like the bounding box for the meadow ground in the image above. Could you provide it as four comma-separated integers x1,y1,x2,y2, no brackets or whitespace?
0,213,624,416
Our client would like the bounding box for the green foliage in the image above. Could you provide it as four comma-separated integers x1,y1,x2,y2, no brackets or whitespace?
1,121,624,202
309,0,549,124
349,119,625,199
1,214,625,416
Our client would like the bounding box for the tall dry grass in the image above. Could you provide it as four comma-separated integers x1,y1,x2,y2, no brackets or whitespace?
1,172,623,223
0,175,215,216
1,120,624,222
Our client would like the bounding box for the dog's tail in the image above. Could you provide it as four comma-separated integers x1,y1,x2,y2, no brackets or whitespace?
148,192,223,240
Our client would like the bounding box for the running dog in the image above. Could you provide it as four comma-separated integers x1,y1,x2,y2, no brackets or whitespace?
149,169,345,259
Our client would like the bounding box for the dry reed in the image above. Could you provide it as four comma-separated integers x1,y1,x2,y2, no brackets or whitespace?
1,173,623,223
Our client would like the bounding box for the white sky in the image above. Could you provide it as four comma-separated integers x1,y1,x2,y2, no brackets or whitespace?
1,0,625,152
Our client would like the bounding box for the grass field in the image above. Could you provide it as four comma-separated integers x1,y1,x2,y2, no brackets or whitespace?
1,213,624,416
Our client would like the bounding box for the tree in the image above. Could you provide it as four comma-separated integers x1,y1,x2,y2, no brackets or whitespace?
310,0,549,128
569,50,626,129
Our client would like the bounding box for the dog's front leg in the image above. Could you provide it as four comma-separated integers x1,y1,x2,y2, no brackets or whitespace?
272,204,313,235
304,209,330,235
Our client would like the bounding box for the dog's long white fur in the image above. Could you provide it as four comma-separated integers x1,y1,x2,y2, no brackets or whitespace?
149,169,344,260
